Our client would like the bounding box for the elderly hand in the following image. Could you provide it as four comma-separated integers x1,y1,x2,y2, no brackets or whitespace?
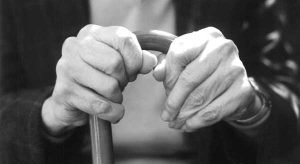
42,25,157,135
154,27,260,132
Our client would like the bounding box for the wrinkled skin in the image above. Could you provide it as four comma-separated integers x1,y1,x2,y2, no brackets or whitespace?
42,25,256,135
42,25,157,135
153,27,256,132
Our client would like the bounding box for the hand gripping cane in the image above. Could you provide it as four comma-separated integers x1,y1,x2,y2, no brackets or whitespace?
89,30,177,164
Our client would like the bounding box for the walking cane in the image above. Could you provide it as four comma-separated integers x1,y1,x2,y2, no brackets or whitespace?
89,30,177,164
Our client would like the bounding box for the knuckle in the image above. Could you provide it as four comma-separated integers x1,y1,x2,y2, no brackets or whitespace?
214,39,239,61
62,37,77,55
201,108,220,123
63,36,77,46
233,65,246,77
222,39,234,47
78,35,93,46
120,34,136,51
107,56,124,74
171,38,185,48
112,26,136,46
77,24,98,38
56,59,69,75
113,26,131,37
168,40,186,59
222,39,239,55
224,69,245,88
106,78,120,95
184,91,205,109
53,82,73,104
204,26,224,38
166,98,178,111
83,24,96,30
223,39,234,47
112,27,142,74
56,59,78,80
168,38,193,65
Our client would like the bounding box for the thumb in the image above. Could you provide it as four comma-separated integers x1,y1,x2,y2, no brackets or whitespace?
153,53,166,81
139,50,158,74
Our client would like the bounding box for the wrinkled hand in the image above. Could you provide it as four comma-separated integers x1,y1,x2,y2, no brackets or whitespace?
42,25,157,135
154,27,257,132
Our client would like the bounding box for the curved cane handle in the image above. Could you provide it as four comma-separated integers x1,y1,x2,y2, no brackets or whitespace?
135,30,177,54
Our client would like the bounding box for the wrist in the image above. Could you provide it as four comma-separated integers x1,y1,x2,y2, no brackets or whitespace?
230,78,272,130
239,91,262,120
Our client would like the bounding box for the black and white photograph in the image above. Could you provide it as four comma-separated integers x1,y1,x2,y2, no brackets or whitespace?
1,0,300,164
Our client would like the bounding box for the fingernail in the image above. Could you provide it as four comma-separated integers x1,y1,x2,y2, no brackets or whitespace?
140,50,157,74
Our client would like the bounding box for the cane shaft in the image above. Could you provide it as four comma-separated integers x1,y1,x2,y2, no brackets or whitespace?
89,116,114,164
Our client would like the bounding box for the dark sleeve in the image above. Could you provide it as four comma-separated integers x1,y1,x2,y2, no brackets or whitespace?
218,0,300,163
0,1,90,164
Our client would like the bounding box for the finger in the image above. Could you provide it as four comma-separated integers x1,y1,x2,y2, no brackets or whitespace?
66,83,125,123
163,33,205,93
168,60,244,128
166,69,233,128
163,38,238,121
163,27,224,93
78,25,156,80
78,36,128,88
182,97,229,132
74,61,123,104
60,42,123,103
182,76,249,132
